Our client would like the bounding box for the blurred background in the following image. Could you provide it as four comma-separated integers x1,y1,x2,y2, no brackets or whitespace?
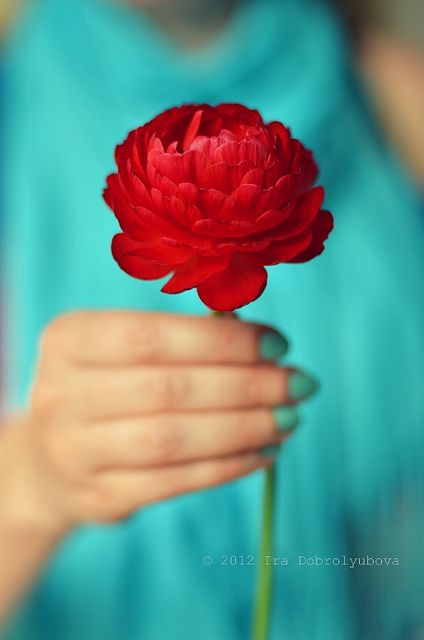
1,0,423,185
1,1,423,639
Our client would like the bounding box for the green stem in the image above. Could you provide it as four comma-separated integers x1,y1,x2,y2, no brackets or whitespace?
211,309,275,638
251,464,276,640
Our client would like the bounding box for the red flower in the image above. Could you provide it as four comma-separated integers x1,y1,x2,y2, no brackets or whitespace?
104,103,333,312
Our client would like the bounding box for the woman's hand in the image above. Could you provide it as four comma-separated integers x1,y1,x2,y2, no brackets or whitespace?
2,311,318,536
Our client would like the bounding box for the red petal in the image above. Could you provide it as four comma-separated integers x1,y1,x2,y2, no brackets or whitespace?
289,210,333,262
192,218,255,238
166,141,179,153
147,166,178,197
146,105,203,149
269,187,324,240
115,130,148,184
161,255,230,294
241,168,265,187
217,238,271,254
132,239,194,264
197,189,228,217
214,140,268,166
150,190,202,227
197,256,267,312
135,203,211,248
146,136,165,164
104,194,159,242
103,173,119,209
132,129,149,182
188,135,220,156
216,104,264,130
201,162,232,192
252,205,294,234
123,163,155,208
246,228,313,266
104,173,130,208
112,234,172,280
220,183,262,220
177,182,198,206
153,152,194,184
115,136,132,172
291,144,318,191
183,109,203,151
135,203,180,235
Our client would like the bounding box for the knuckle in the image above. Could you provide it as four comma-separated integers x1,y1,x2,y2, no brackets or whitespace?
143,416,182,463
150,369,190,411
242,368,260,405
215,457,255,483
214,320,235,352
254,366,279,405
124,316,160,362
197,460,237,487
235,410,262,445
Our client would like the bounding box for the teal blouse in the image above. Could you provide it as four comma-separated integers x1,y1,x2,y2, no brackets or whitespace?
2,0,424,638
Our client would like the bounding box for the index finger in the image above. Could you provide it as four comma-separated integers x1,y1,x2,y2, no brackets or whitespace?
49,311,288,366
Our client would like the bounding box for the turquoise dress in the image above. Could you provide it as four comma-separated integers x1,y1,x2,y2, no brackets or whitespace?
2,0,424,638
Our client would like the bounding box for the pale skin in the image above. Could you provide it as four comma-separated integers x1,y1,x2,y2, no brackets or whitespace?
0,311,312,621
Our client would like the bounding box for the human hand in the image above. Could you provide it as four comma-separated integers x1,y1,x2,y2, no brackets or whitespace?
2,311,318,535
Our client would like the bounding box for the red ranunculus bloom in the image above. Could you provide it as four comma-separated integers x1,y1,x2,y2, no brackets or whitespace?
104,103,333,312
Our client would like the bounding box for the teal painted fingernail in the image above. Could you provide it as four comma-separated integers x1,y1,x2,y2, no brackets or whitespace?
261,443,282,458
259,331,288,360
289,371,320,401
272,406,300,432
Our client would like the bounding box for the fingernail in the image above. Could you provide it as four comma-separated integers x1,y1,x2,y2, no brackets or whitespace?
272,406,300,433
259,331,288,361
289,371,320,401
261,443,282,458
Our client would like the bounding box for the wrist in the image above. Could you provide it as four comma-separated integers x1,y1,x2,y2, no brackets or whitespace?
0,502,67,550
0,420,71,542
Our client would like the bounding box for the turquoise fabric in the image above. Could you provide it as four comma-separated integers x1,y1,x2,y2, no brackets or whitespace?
2,0,424,637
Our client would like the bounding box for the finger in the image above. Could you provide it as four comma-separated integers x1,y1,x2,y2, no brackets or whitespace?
48,311,288,365
76,407,300,470
93,451,273,515
70,364,304,418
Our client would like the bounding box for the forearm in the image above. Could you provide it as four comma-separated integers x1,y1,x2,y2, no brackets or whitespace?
0,510,62,622
0,420,66,623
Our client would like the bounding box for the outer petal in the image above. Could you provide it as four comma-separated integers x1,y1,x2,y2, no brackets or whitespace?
104,194,159,242
245,228,313,266
131,239,194,264
290,144,318,192
112,234,172,280
162,254,229,294
265,187,324,240
288,210,334,263
197,256,268,312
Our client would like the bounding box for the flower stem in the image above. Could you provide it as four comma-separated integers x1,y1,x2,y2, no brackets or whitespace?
211,309,276,638
252,464,276,640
